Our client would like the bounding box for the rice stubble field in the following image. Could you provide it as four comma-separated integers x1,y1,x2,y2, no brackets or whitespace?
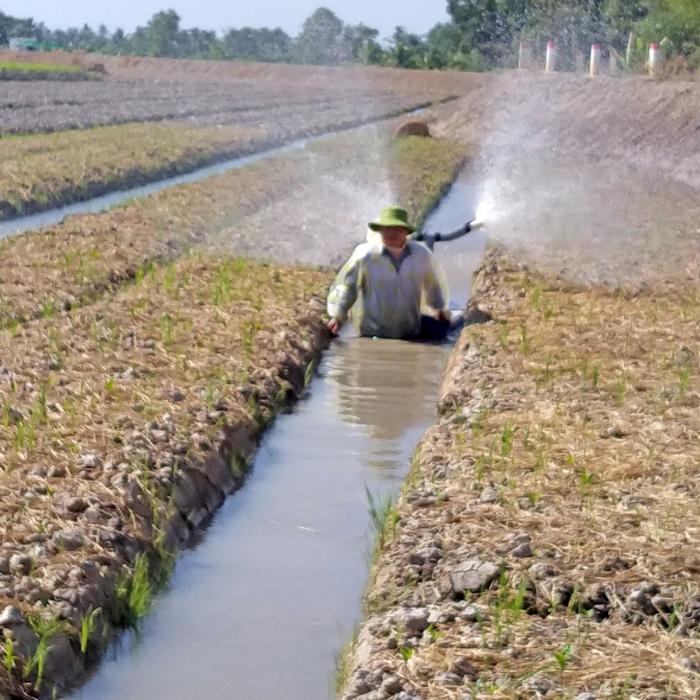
338,249,700,700
0,127,467,699
0,131,468,325
0,93,460,220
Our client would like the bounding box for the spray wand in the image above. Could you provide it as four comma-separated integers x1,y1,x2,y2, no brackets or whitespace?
413,219,485,251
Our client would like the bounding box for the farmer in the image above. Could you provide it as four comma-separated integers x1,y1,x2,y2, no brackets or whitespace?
327,206,453,341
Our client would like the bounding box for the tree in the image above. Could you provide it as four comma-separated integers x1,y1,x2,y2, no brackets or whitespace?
636,0,700,54
424,23,465,68
294,8,344,65
77,24,98,51
0,11,42,43
145,10,181,57
111,28,127,53
178,28,218,58
222,27,292,61
604,0,650,37
388,26,426,68
448,0,530,63
342,23,384,63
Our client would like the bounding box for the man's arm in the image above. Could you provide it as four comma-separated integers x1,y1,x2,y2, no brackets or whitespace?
422,250,449,319
327,249,362,333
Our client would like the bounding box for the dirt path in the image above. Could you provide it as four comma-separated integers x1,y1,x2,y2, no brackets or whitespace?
434,72,700,189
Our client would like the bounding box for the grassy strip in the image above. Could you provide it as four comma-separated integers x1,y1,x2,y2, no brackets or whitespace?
0,62,83,73
0,253,332,698
0,133,468,324
339,250,700,700
0,122,265,220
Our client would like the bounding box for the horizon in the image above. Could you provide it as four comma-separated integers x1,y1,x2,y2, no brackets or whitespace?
2,1,451,42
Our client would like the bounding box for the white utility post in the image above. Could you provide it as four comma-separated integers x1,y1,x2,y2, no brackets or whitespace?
590,44,601,76
648,43,663,76
518,41,533,70
545,41,557,72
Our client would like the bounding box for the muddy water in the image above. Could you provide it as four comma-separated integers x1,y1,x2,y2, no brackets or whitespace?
72,181,481,700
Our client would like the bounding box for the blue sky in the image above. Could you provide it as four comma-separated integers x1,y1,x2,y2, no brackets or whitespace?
8,1,451,41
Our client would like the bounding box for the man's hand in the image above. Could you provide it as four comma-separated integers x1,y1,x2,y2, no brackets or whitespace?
327,318,343,335
434,309,451,324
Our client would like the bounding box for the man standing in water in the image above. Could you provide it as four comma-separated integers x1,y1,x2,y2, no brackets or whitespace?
327,206,453,341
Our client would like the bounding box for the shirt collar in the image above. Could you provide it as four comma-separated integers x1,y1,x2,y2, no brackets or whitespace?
381,243,412,260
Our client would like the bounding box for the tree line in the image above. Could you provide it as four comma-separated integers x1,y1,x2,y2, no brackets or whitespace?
2,1,699,72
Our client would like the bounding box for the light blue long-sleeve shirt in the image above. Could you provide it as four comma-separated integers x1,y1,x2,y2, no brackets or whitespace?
327,239,448,338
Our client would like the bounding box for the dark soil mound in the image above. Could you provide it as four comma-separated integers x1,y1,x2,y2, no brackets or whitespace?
396,119,431,138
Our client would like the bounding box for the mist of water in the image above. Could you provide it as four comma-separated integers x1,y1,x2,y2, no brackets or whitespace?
465,75,700,287
205,123,399,266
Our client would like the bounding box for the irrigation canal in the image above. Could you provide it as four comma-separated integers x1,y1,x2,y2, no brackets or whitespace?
66,180,484,700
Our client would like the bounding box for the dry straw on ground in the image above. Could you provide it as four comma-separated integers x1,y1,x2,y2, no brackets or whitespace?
340,250,700,700
0,91,459,217
0,253,331,698
0,53,483,136
0,132,467,324
0,128,467,698
0,122,264,219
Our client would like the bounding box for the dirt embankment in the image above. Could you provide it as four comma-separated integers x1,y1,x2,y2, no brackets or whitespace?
339,73,700,700
431,71,700,290
339,251,700,700
434,72,700,188
0,255,331,700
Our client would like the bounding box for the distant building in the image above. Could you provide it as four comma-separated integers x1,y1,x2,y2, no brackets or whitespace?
9,38,40,52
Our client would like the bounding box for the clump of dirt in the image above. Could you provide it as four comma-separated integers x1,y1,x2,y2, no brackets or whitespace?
396,120,431,138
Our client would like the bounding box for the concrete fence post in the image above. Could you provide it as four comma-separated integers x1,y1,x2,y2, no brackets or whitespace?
545,41,557,72
518,42,532,69
590,44,601,76
609,49,619,76
625,32,634,69
648,43,663,76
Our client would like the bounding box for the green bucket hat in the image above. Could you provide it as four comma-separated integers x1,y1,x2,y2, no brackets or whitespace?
368,206,416,233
